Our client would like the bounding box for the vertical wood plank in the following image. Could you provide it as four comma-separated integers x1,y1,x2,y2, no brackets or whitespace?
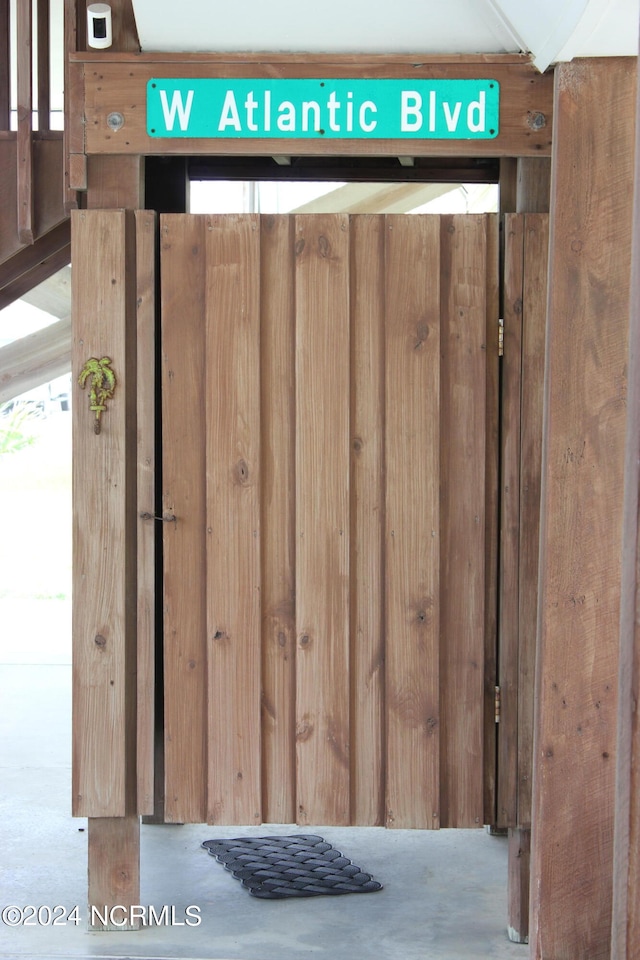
531,58,635,960
439,214,487,828
517,213,548,828
497,212,523,828
483,213,500,824
350,215,385,826
0,0,9,131
260,215,296,824
88,816,140,930
384,214,440,830
516,159,551,215
17,0,34,243
612,43,640,960
72,209,137,817
161,215,207,823
507,826,530,943
135,210,156,816
295,213,351,826
36,0,50,131
205,215,262,826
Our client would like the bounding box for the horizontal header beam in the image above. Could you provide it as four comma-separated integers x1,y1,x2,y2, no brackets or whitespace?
73,54,552,160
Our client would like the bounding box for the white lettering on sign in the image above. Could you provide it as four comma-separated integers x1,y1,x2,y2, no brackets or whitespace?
467,91,486,133
159,89,194,132
400,92,422,132
443,100,462,132
218,90,242,131
360,101,377,132
215,89,384,136
148,80,496,139
400,89,487,135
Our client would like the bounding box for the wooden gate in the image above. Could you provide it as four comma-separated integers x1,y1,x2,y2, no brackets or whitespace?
160,212,499,829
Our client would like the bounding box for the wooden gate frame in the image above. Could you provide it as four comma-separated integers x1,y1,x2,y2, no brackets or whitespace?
67,12,639,956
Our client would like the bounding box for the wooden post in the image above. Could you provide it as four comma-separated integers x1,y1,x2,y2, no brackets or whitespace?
530,58,636,960
505,157,551,947
75,157,144,929
611,39,640,960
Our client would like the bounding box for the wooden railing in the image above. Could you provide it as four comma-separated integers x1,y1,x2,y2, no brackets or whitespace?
0,0,69,303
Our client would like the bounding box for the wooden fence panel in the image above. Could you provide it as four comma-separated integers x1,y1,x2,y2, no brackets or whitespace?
498,212,524,827
161,215,208,823
135,210,157,816
159,212,499,828
205,215,262,825
260,215,297,825
350,216,386,826
439,214,488,828
72,209,137,817
384,215,441,829
295,214,351,825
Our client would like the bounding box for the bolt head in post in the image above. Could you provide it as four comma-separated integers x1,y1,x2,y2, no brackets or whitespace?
107,112,125,132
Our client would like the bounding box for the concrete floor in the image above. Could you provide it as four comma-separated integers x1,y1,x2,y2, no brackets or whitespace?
0,599,526,960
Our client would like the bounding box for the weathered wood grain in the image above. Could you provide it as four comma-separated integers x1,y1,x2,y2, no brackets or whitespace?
497,212,523,828
161,215,207,823
612,48,640,960
384,215,440,829
483,212,500,824
205,215,262,825
517,213,548,828
16,0,33,243
531,58,635,960
78,56,552,158
439,214,487,828
350,215,386,825
88,815,140,930
72,209,137,817
135,210,156,815
260,215,296,824
295,213,351,825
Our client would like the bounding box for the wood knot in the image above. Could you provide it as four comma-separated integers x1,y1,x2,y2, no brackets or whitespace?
234,459,250,485
94,634,107,648
295,238,305,256
318,235,330,258
414,322,429,350
299,634,311,647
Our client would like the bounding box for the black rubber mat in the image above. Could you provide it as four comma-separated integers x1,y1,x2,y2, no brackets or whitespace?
202,834,383,899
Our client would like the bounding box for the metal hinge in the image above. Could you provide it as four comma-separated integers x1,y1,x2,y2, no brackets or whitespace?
495,685,501,723
498,318,504,357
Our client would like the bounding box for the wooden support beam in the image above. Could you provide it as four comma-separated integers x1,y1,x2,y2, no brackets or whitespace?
292,181,458,214
0,316,71,403
611,37,640,960
73,53,552,158
0,221,71,310
531,58,636,960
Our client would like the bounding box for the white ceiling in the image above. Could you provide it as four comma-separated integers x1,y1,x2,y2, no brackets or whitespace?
131,0,639,71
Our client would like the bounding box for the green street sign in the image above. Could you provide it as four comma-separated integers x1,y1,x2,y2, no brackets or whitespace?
147,78,499,140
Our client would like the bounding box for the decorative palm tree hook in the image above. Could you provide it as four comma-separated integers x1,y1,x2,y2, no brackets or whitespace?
78,357,117,434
